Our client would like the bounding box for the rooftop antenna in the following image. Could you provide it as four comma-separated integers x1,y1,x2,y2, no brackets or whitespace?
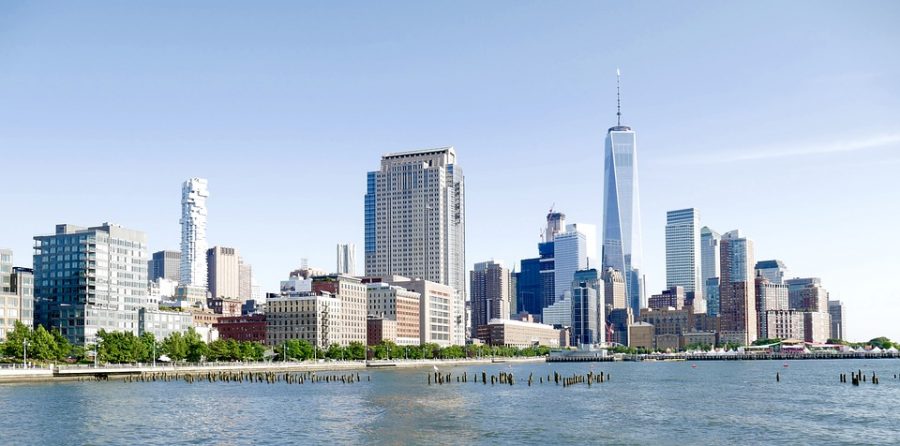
616,67,622,126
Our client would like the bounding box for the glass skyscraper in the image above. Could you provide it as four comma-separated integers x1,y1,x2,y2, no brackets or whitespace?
601,74,644,315
665,208,703,314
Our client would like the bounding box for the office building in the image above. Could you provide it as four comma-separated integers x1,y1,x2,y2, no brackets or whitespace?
665,209,701,299
336,243,356,276
475,319,560,348
0,250,34,340
554,224,590,303
571,276,599,346
514,258,541,318
469,260,511,338
207,246,241,299
366,282,421,346
607,307,634,346
149,250,181,282
542,294,571,327
266,293,342,348
828,300,845,341
718,230,756,345
364,147,466,345
755,260,788,285
765,310,804,341
804,311,830,344
601,72,645,315
628,322,654,350
373,276,457,346
33,223,149,345
700,226,721,302
180,177,209,288
705,277,720,316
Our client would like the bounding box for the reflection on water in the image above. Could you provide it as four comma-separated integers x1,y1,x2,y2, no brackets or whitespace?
2,360,900,445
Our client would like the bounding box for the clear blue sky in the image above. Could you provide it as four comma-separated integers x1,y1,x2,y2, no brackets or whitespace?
1,1,898,342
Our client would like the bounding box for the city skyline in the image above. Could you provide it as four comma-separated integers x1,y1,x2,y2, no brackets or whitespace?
1,2,898,341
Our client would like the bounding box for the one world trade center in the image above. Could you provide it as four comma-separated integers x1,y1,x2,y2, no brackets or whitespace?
601,70,645,314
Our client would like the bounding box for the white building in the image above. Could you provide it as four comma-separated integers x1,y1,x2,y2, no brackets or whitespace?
336,243,356,276
700,226,720,308
138,308,193,340
180,178,209,288
266,293,342,348
542,293,572,327
380,275,457,346
365,147,466,345
553,224,588,302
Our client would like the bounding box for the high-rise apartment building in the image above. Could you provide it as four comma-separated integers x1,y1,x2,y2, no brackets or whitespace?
364,147,465,344
207,246,240,299
603,267,627,311
0,250,34,340
700,226,720,312
755,274,789,339
469,260,511,337
180,178,209,288
828,300,845,341
149,250,181,282
718,230,756,345
336,243,356,276
786,277,828,313
601,72,644,315
665,208,701,294
755,260,788,285
34,223,148,345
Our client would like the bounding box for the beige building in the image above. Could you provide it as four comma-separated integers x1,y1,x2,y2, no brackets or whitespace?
628,322,654,350
238,259,252,301
803,311,830,344
265,294,342,348
207,246,241,299
312,275,367,346
366,282,420,345
603,268,627,311
476,318,560,348
718,230,756,346
371,275,458,346
470,260,511,338
765,310,804,340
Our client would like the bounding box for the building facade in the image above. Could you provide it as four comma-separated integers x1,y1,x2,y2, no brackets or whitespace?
180,178,209,288
755,275,789,338
34,223,149,345
0,250,34,340
755,260,788,285
648,286,685,310
312,275,368,346
364,147,465,345
828,300,845,341
469,260,511,337
207,246,241,299
214,314,267,343
700,226,721,306
665,209,701,302
138,308,193,341
366,282,420,346
266,294,342,348
376,276,457,346
238,259,252,301
475,319,560,348
149,250,181,282
553,224,589,304
718,230,756,345
603,267,627,312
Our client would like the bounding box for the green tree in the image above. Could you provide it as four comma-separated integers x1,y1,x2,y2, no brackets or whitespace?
184,328,207,362
240,341,264,361
161,331,188,361
51,328,72,361
28,325,58,361
869,337,893,349
346,341,366,360
2,321,31,359
139,332,157,363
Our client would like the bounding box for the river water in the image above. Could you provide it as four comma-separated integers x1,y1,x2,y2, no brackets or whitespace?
1,359,898,445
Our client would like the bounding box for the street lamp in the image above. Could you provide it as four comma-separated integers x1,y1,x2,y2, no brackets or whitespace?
23,339,28,368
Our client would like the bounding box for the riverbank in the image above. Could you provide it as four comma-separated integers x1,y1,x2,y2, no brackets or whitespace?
0,356,546,384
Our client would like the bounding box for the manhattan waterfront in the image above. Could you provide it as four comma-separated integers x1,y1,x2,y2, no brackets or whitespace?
3,361,900,445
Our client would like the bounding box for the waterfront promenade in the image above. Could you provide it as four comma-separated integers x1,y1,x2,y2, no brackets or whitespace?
0,356,545,383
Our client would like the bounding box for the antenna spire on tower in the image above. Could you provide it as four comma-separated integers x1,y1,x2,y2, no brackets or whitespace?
616,68,622,126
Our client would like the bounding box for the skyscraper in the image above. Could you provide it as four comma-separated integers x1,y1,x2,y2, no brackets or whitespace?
718,230,756,345
180,178,209,288
365,147,466,344
665,208,702,313
0,250,34,341
469,260,511,337
601,71,644,315
207,246,240,299
553,224,590,303
828,300,845,341
336,243,356,276
700,226,721,312
33,223,148,345
238,258,252,301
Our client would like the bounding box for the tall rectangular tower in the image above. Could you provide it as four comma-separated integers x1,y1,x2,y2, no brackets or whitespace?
207,246,240,299
336,243,356,276
180,178,209,288
365,147,466,344
469,260,511,337
718,230,756,345
150,250,181,282
700,226,721,311
665,208,702,313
